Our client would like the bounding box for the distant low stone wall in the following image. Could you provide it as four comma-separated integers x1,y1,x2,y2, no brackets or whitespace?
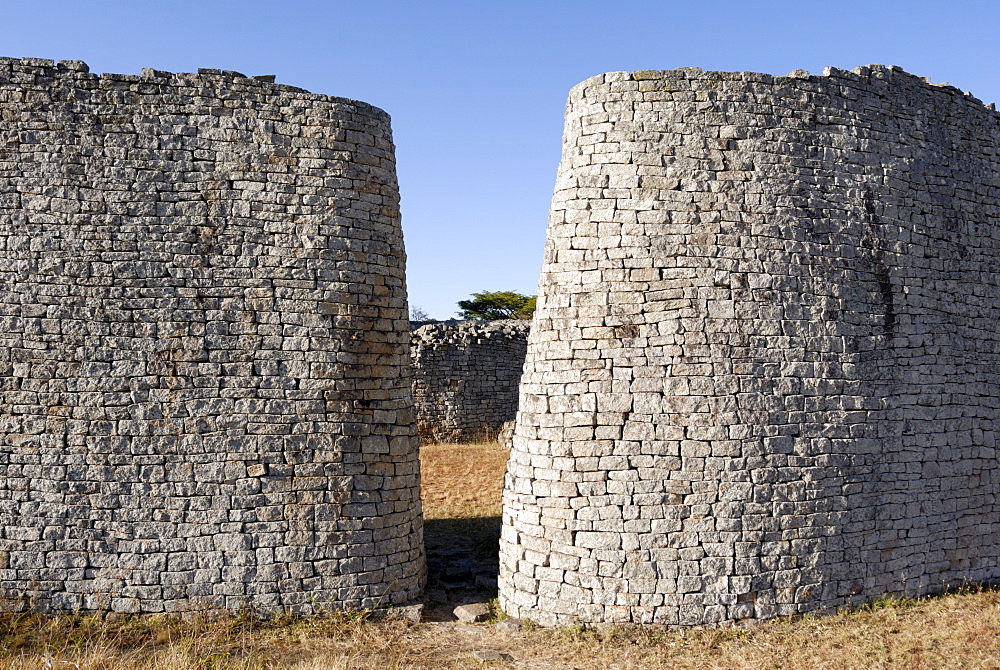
411,320,529,443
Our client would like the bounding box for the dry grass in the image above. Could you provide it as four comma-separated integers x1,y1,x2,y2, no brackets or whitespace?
3,442,1000,669
419,441,507,520
420,441,508,573
4,588,1000,669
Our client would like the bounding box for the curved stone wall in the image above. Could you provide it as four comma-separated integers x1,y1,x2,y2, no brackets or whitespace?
500,65,1000,626
0,57,423,613
411,320,529,443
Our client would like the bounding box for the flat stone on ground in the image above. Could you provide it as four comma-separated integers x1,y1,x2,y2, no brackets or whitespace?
494,618,523,632
454,602,492,623
393,604,423,623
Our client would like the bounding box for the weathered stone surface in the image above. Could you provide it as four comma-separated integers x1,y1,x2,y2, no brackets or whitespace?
494,617,523,632
0,57,424,614
497,421,515,449
454,602,492,623
411,320,529,443
499,65,1000,626
392,603,424,623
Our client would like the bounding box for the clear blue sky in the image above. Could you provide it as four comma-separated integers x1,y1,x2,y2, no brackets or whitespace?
4,1,998,319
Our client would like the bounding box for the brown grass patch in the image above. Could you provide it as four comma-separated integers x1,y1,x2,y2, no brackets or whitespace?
420,440,507,569
3,588,1000,669
419,441,508,520
4,442,1000,669
420,442,508,620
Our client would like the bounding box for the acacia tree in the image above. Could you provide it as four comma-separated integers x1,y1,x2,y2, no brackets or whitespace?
457,291,536,320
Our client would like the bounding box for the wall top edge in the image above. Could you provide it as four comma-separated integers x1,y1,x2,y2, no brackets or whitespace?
410,319,531,335
570,64,998,114
0,56,390,119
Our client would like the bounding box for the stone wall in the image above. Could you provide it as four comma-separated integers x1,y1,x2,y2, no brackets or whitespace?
0,57,424,613
500,65,1000,626
411,320,529,443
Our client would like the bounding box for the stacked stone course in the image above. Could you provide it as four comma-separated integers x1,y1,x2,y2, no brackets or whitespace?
0,57,424,613
500,65,1000,626
410,320,529,443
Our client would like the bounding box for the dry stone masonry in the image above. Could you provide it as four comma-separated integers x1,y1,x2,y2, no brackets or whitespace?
500,65,1000,626
0,57,424,613
410,320,529,443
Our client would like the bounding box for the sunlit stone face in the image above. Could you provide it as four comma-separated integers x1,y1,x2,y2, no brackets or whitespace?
0,57,424,614
499,65,1000,627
